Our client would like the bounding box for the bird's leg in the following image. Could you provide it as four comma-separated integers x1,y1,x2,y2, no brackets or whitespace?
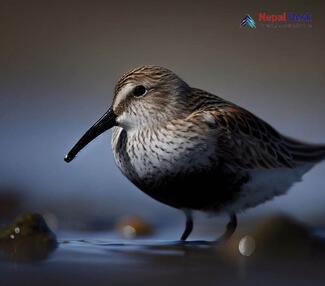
215,213,237,243
180,210,193,241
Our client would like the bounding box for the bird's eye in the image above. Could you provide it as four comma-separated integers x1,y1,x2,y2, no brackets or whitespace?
132,85,147,97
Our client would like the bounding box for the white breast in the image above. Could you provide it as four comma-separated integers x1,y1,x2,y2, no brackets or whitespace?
112,125,218,182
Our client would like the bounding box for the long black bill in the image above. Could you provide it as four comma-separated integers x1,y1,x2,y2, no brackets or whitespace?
64,107,117,163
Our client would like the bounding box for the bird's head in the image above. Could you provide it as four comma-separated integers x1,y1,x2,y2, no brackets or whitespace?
64,65,190,163
113,65,190,129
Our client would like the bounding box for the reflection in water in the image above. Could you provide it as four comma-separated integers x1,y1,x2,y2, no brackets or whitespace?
0,213,57,262
1,215,325,286
58,214,325,266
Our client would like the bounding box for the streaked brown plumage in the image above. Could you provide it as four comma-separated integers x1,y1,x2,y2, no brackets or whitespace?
65,65,325,242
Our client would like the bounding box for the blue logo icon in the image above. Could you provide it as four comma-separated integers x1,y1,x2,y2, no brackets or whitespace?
241,15,256,28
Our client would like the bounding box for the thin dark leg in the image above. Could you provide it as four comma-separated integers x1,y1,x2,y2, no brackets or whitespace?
180,210,193,241
215,213,237,243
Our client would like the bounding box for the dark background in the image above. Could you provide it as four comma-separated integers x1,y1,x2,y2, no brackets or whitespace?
0,0,324,229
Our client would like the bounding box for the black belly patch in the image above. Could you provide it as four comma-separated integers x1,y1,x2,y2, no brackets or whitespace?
140,167,250,211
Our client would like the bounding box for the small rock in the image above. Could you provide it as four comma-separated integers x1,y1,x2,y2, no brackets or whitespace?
219,214,313,259
0,213,57,262
116,216,153,239
238,235,256,256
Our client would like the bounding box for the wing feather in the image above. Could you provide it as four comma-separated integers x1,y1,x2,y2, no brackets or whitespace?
191,105,295,170
185,89,325,169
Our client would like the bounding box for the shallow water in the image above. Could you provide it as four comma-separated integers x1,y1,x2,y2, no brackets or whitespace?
1,229,325,286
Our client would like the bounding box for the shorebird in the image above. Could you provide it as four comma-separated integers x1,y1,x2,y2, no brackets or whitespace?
65,65,325,242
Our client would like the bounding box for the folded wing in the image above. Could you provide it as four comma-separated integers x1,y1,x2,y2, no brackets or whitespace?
191,103,325,170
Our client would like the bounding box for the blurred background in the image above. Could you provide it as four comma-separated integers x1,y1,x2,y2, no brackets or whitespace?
0,0,324,232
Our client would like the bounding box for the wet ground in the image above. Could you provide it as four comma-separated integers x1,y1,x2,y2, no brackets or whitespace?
1,215,325,286
1,236,325,286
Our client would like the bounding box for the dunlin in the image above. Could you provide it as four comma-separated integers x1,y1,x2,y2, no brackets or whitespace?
65,66,325,242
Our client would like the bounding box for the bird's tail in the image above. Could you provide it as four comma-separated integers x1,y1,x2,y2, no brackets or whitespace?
284,137,325,164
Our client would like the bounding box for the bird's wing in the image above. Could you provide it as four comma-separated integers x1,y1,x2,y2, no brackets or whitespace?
188,104,295,170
